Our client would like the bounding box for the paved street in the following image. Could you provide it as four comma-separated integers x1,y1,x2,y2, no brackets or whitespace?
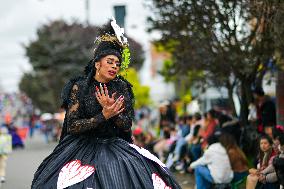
2,133,194,189
2,134,56,189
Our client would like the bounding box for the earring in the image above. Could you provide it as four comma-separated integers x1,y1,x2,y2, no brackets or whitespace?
97,72,100,76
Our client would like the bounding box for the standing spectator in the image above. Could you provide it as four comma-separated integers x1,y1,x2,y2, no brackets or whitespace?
166,98,180,125
253,87,276,138
159,101,170,136
29,113,37,138
0,125,11,183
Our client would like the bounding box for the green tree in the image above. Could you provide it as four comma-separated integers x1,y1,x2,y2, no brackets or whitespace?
148,0,282,124
273,3,284,126
120,68,151,108
20,20,144,113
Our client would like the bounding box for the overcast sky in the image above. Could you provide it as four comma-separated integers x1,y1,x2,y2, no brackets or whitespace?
0,0,153,92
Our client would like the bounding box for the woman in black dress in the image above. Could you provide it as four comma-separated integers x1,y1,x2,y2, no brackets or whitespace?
31,19,181,189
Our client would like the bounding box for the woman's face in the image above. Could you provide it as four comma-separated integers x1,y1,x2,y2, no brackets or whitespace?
206,113,212,120
260,139,271,152
95,55,121,82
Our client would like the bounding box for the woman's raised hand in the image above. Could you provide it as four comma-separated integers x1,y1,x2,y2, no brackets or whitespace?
95,83,124,119
95,83,117,107
102,96,125,119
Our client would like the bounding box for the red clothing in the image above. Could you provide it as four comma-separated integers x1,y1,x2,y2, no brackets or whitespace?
259,149,277,171
199,119,217,148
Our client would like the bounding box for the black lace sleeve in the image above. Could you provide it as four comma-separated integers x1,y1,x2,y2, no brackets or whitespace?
67,84,106,134
112,82,134,131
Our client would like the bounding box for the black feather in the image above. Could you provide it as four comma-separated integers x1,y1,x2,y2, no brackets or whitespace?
98,20,116,36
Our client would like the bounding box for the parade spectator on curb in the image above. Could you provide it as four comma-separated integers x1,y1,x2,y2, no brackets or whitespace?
188,133,233,189
167,113,201,171
246,135,278,189
165,115,191,169
255,126,284,188
177,115,190,139
219,133,249,182
273,125,284,188
198,109,218,149
153,125,177,162
253,87,276,138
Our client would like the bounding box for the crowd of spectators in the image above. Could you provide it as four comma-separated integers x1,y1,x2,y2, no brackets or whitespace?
132,87,284,189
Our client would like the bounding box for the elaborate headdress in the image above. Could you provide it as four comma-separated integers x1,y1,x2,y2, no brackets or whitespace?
93,17,130,70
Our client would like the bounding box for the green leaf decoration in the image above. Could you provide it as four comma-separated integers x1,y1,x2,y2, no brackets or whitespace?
121,47,131,71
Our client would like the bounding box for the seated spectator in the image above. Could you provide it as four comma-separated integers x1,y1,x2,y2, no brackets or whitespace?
273,125,284,188
154,125,177,162
217,113,241,144
165,115,191,169
133,127,145,148
198,109,218,149
219,133,249,182
187,113,202,161
188,133,233,189
246,135,278,189
167,113,200,167
255,125,284,188
170,113,202,172
177,115,190,138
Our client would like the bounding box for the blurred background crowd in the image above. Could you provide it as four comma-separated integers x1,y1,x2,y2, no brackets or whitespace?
1,0,284,189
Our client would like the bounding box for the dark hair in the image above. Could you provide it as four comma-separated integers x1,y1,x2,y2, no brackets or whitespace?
273,156,284,185
93,21,123,63
260,135,273,146
186,115,193,121
207,134,219,145
219,133,237,150
259,135,274,168
194,112,202,121
253,86,265,96
178,115,187,124
207,109,217,118
273,125,284,144
217,114,232,128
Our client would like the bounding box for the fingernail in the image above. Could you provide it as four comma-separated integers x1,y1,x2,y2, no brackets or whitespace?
96,86,99,91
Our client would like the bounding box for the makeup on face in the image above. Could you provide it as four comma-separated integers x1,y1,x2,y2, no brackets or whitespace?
106,58,121,67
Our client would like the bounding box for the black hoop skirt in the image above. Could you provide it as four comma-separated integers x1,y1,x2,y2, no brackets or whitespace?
32,135,181,189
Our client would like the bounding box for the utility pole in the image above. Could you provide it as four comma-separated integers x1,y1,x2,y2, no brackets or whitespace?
85,0,90,25
276,69,284,126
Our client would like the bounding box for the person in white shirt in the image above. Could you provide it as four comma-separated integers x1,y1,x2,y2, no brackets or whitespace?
189,133,233,189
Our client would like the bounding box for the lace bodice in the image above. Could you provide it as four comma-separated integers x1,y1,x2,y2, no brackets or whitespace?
66,77,134,142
